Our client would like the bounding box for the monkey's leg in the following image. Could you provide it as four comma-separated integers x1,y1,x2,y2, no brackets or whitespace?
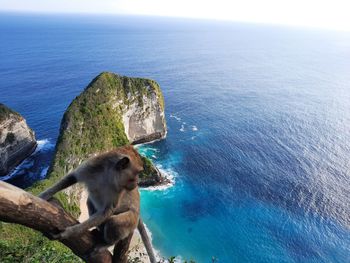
57,205,131,240
87,198,97,216
38,173,77,200
103,211,139,245
113,233,133,263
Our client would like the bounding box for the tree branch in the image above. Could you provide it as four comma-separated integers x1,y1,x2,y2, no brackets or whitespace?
0,181,115,262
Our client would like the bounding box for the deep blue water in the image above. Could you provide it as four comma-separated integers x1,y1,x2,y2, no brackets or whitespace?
1,13,350,262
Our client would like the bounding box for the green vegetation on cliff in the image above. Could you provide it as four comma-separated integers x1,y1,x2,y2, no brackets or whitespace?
0,103,21,122
0,72,166,262
30,72,164,216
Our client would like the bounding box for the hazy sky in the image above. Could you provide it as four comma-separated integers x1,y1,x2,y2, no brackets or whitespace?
1,0,350,31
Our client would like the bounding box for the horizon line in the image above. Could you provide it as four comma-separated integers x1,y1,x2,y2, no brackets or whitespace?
1,9,349,33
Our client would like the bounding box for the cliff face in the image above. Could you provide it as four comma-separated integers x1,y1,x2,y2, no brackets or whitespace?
0,104,37,176
120,77,166,144
47,72,167,190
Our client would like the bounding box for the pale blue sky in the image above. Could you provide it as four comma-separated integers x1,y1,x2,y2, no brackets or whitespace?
1,0,349,31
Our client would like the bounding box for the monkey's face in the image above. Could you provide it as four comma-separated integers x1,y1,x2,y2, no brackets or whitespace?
115,156,143,191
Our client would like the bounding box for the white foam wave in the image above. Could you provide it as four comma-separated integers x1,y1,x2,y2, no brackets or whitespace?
40,166,49,179
0,172,16,181
1,159,35,180
0,138,54,180
191,125,198,131
142,167,176,191
136,147,159,154
36,139,55,153
165,256,184,263
149,148,160,152
134,136,165,146
169,114,181,121
179,124,185,132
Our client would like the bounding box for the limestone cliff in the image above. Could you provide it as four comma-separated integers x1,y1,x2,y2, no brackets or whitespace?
47,72,167,192
121,76,166,144
0,104,37,176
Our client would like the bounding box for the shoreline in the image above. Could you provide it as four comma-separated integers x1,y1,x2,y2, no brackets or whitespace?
1,138,54,181
140,166,175,191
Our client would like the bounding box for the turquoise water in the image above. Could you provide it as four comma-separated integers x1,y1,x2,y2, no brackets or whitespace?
1,13,350,262
138,139,349,262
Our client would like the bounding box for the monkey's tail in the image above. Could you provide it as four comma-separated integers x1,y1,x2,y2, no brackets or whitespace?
138,218,157,263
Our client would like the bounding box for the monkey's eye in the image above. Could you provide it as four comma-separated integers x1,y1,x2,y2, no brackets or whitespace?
115,156,130,170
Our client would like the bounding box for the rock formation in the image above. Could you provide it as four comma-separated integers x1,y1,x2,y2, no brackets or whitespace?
0,104,37,176
47,72,167,192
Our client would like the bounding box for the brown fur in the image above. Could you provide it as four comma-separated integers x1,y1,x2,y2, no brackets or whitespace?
39,145,143,247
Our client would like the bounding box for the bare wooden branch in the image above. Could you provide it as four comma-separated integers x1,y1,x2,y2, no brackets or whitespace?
0,181,118,262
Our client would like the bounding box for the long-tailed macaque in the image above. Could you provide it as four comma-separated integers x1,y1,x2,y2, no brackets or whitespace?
39,145,156,263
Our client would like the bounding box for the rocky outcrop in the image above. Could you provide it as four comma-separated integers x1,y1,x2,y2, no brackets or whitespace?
47,72,167,188
0,104,37,176
139,156,169,187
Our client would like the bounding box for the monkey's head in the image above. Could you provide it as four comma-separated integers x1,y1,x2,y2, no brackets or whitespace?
111,146,144,191
115,155,143,190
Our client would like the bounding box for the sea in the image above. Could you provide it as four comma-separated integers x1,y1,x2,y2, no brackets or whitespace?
1,13,350,263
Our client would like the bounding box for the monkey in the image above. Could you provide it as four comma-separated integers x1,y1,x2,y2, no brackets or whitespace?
38,145,156,263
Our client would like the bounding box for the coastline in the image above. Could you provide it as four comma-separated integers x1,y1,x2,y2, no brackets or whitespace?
140,166,175,191
0,139,51,181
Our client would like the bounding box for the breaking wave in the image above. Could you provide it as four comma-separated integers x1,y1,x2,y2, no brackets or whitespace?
169,114,181,121
1,138,55,187
142,166,176,191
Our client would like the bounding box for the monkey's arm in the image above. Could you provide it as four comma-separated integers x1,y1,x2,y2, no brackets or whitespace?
38,173,77,200
57,205,130,240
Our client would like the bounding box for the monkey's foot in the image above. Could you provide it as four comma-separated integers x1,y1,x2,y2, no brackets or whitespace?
45,231,63,240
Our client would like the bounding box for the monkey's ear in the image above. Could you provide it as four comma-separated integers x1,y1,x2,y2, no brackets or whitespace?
115,156,130,170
